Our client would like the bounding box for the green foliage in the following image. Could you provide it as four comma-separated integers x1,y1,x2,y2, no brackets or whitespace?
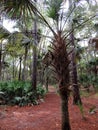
0,91,5,104
79,57,98,90
79,73,98,90
6,32,26,57
79,73,89,86
0,81,46,106
46,0,62,20
88,58,98,69
37,83,46,98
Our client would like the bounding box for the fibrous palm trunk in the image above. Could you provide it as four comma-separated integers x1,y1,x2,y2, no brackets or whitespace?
60,89,71,130
51,31,71,130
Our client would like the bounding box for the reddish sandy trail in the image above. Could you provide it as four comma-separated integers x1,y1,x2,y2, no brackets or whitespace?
0,87,98,130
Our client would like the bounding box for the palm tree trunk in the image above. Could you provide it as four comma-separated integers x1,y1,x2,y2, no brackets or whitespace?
51,31,71,130
31,0,38,91
59,74,71,130
60,88,71,130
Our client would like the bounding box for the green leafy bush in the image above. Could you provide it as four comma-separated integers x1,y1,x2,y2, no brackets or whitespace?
37,83,46,98
0,81,46,106
79,73,98,91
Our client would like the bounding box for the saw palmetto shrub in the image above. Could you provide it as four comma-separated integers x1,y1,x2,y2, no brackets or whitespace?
0,81,46,106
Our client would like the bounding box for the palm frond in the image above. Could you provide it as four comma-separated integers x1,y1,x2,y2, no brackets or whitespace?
0,0,36,20
46,0,62,20
0,0,56,35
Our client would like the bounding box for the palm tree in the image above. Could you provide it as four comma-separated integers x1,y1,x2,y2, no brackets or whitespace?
42,1,71,129
1,1,71,129
0,0,97,130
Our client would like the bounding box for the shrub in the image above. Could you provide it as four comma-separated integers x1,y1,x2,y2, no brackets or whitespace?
0,81,46,106
79,73,98,91
37,83,46,98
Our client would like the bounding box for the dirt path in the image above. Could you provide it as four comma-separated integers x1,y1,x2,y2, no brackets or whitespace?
0,87,98,130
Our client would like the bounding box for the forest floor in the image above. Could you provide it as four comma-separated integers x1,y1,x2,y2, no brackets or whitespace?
0,86,98,130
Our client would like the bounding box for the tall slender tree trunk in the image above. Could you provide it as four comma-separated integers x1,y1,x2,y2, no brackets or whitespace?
44,67,49,92
40,66,44,85
18,57,22,81
70,29,82,105
32,46,37,90
31,0,38,91
12,57,15,80
2,55,5,80
45,74,49,92
94,49,97,77
68,0,82,105
22,46,28,81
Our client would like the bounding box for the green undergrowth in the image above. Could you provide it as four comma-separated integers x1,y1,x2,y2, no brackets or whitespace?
80,91,90,97
80,90,98,98
0,81,46,106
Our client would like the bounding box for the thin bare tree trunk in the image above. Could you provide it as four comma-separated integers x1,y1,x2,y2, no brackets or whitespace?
70,27,82,105
12,57,15,80
32,46,37,90
18,57,22,81
22,46,28,81
68,0,82,105
31,0,38,91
